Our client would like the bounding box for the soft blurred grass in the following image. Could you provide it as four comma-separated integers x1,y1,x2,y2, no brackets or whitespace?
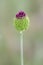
0,30,43,65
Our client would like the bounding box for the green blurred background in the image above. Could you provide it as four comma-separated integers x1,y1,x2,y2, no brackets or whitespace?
0,0,43,65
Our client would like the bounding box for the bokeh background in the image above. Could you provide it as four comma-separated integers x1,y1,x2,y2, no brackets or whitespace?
0,0,43,65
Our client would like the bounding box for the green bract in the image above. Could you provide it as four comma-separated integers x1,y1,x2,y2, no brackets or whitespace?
13,17,30,31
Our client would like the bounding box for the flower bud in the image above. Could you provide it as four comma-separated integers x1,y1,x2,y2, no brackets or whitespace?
13,11,30,31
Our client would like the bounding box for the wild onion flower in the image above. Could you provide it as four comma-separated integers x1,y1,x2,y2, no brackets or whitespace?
13,11,30,31
13,11,30,65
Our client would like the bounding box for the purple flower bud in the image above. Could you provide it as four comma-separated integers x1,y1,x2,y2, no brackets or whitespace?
16,11,26,19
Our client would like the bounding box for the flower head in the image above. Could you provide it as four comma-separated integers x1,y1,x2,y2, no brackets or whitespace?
13,11,30,31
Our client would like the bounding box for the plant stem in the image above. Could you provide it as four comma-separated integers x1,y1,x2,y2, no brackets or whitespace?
20,31,24,65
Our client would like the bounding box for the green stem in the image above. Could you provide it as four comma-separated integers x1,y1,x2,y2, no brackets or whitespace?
20,31,24,65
